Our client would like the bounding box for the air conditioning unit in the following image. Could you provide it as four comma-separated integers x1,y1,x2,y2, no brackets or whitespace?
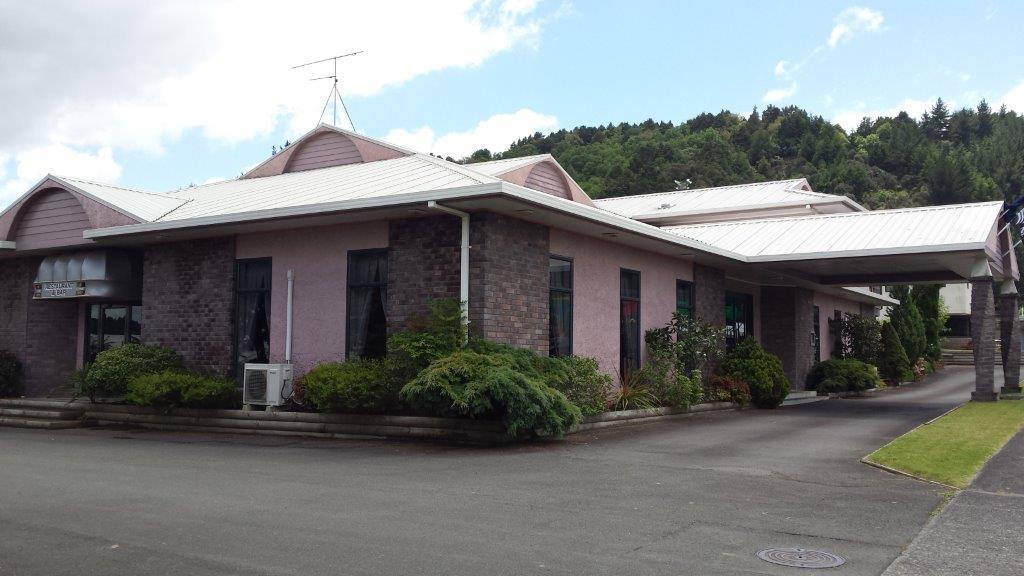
242,363,293,407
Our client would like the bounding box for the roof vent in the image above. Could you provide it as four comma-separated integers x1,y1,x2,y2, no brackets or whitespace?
658,203,675,210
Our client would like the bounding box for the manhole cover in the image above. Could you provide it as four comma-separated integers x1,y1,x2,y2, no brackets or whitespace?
756,548,846,569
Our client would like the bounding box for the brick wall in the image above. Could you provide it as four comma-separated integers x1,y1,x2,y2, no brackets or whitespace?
694,265,725,326
387,216,461,334
761,286,815,390
0,257,79,396
387,213,550,352
468,213,549,352
970,276,997,400
140,237,235,376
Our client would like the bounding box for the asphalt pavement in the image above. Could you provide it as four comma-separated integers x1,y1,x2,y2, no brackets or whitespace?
0,367,978,576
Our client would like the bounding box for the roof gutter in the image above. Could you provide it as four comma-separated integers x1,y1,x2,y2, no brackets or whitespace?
426,201,470,343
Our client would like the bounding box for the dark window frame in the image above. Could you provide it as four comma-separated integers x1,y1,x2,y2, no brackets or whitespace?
812,305,821,363
724,290,754,352
233,258,272,379
84,302,142,364
346,248,389,360
548,254,574,357
620,268,642,375
676,279,694,319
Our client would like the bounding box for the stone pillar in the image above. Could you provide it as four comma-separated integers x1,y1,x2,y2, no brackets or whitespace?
970,275,998,401
760,286,815,390
998,282,1022,395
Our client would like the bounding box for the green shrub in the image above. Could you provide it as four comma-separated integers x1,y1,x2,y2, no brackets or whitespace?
126,371,238,410
297,358,401,413
913,284,943,361
889,286,927,362
718,338,790,408
388,298,465,379
0,349,24,398
78,344,182,400
879,321,913,385
663,369,704,409
544,355,612,416
703,375,751,407
837,314,882,364
805,358,882,393
612,369,658,411
400,349,581,438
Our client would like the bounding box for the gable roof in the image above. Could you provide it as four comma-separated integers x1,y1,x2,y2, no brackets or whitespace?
54,176,188,222
664,201,1004,261
464,154,554,177
593,178,864,222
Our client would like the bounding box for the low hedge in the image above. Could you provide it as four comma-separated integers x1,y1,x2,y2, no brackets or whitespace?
296,358,401,414
126,371,239,410
543,355,613,416
704,375,751,407
0,349,23,398
77,344,183,400
806,358,883,393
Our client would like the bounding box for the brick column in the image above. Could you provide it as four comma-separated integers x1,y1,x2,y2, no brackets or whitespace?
693,265,726,376
971,276,998,401
760,286,814,389
998,283,1022,395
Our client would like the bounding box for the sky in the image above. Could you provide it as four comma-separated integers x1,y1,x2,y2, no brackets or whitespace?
1,0,1023,209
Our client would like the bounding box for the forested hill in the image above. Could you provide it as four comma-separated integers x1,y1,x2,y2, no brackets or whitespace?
462,100,1024,209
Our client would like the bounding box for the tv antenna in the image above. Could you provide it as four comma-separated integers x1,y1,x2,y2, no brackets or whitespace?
292,50,364,131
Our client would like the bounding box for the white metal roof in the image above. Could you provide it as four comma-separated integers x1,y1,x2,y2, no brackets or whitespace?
156,154,495,222
54,176,188,222
464,154,552,176
665,201,1005,261
593,178,859,219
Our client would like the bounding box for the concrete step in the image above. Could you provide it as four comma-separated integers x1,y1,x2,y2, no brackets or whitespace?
0,407,83,420
782,391,829,406
0,398,89,410
0,417,83,430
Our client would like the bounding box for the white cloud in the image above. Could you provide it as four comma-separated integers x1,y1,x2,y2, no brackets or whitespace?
827,7,884,48
763,83,798,103
774,60,791,77
1,145,122,205
384,108,558,159
0,0,553,207
997,80,1024,113
832,98,935,132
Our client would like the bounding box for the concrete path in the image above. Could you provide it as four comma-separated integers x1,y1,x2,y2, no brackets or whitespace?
883,421,1024,576
0,368,977,576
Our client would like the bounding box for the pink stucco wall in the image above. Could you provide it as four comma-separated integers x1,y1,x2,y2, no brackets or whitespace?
235,221,388,376
813,291,865,360
549,228,694,376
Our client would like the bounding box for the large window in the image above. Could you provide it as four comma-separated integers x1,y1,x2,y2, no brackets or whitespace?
676,280,694,319
724,291,754,351
235,259,271,378
86,303,142,363
549,256,573,357
620,269,641,375
347,250,388,359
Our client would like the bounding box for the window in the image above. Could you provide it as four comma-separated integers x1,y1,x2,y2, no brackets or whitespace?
812,306,822,361
676,280,694,319
85,303,142,363
549,256,573,357
620,269,641,375
347,250,388,359
724,291,754,351
235,259,271,378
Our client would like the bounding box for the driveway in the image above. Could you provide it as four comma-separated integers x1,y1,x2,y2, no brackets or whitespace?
0,368,976,576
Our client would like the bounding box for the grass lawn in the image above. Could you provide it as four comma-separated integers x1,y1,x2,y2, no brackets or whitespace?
865,401,1024,488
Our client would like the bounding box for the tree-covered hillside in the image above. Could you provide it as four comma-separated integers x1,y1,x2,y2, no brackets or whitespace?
464,100,1024,209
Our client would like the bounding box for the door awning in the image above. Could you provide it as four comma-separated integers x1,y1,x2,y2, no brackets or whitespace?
33,250,142,301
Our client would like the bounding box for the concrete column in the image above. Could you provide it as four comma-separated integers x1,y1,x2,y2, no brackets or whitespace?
971,275,998,401
998,281,1022,395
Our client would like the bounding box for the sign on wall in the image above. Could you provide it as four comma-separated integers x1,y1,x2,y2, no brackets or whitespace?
34,281,86,299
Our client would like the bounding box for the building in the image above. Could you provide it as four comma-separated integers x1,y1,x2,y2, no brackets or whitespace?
0,124,1018,400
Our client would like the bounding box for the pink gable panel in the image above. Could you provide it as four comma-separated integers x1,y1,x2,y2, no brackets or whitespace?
524,162,572,200
11,189,92,251
284,131,363,173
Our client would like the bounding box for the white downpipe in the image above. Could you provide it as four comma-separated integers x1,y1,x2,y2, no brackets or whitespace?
426,201,470,341
285,269,294,363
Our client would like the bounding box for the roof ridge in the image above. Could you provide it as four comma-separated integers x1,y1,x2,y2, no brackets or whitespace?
53,174,173,198
668,200,1004,230
595,178,813,203
416,153,501,184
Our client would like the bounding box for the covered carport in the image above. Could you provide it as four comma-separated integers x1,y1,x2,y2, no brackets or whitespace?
667,201,1021,401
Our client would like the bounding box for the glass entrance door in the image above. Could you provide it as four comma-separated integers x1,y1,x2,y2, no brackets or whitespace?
86,303,142,363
